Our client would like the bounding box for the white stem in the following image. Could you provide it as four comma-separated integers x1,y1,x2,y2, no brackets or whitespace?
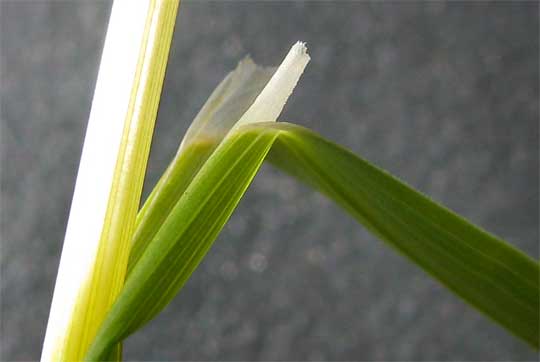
41,1,153,360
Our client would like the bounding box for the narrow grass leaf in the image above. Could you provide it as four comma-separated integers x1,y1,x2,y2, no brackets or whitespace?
263,122,539,348
87,121,538,359
85,31,538,355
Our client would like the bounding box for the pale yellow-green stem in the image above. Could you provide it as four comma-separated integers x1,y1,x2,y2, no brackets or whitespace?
41,1,180,360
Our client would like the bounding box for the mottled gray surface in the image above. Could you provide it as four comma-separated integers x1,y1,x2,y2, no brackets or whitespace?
1,1,538,361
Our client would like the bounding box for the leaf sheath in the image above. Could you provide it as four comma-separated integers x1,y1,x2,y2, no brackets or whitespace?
85,128,280,360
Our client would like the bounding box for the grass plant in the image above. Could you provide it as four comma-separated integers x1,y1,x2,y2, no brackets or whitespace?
42,2,539,360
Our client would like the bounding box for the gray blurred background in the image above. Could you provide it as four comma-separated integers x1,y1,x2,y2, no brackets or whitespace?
1,1,538,361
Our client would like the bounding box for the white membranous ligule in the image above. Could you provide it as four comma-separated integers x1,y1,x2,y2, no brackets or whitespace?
180,42,310,153
234,41,310,128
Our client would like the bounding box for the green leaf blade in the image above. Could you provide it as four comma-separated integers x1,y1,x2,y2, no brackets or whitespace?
264,122,539,347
